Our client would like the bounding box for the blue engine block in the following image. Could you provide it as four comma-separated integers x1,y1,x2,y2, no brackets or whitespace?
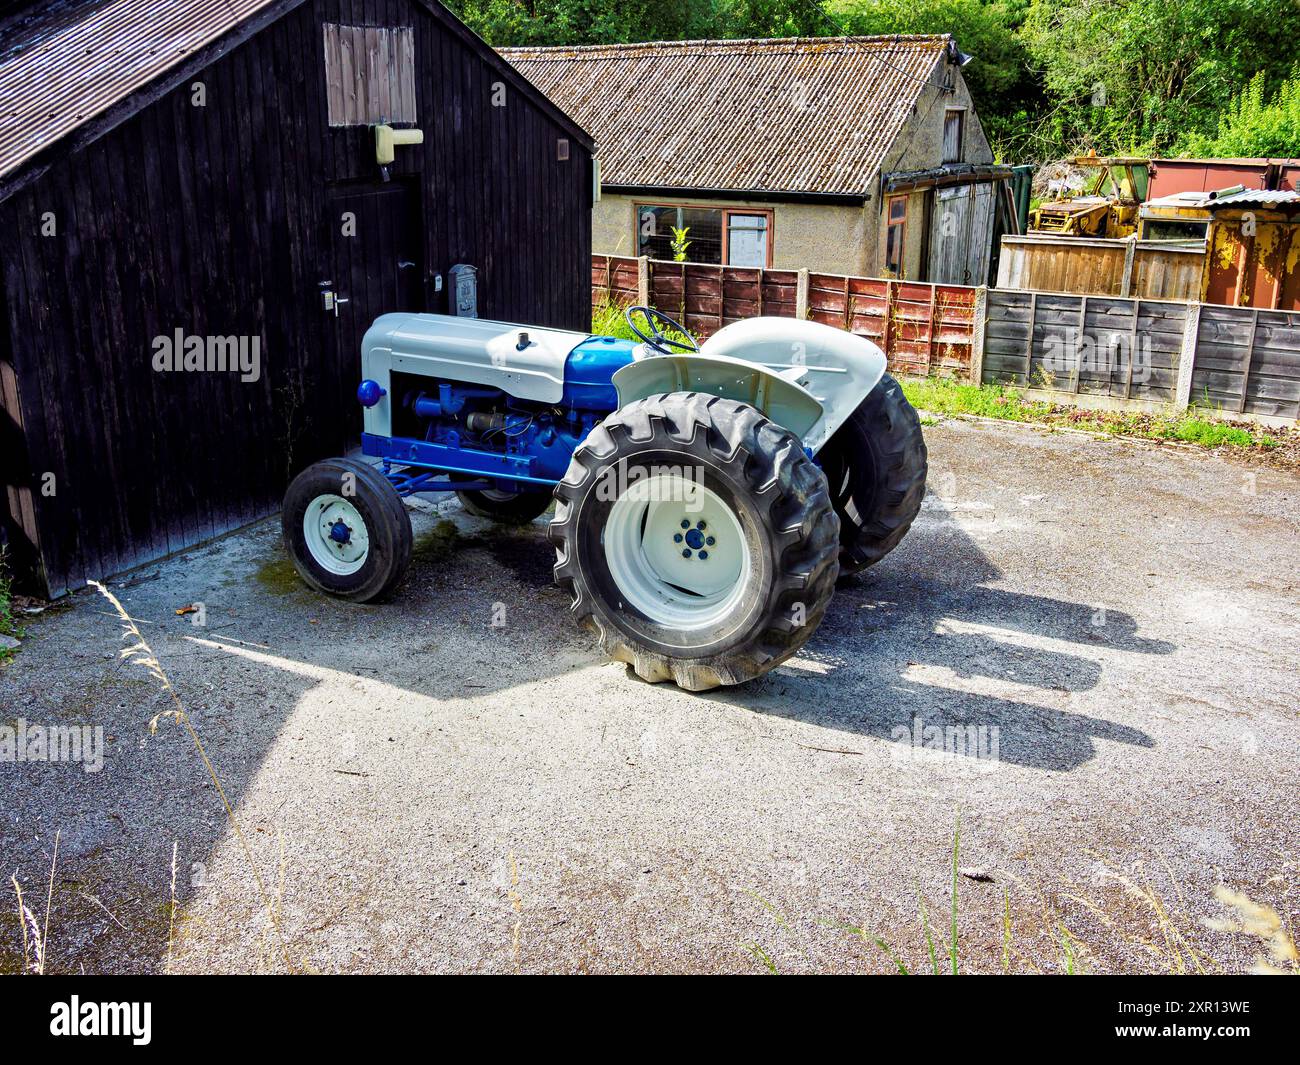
359,334,638,496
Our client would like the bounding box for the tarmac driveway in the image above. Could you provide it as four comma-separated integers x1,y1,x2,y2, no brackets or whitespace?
3,417,1297,973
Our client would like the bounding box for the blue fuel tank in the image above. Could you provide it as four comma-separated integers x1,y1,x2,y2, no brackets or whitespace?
562,335,638,412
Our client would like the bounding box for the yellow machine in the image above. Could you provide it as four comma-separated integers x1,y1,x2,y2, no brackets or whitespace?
1030,156,1151,238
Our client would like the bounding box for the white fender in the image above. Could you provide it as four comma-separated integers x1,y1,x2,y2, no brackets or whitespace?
613,317,888,453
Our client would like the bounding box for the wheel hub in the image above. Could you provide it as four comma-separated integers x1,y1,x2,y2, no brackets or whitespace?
303,495,370,575
603,474,749,630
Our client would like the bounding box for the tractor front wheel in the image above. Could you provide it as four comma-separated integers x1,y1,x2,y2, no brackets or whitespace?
549,392,840,691
282,458,412,602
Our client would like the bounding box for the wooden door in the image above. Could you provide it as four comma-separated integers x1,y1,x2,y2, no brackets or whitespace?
324,179,425,433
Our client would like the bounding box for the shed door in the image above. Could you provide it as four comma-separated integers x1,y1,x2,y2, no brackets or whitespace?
927,184,995,285
324,180,425,424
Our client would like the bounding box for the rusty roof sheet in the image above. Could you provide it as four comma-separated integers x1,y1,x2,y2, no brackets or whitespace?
501,36,951,198
0,0,289,183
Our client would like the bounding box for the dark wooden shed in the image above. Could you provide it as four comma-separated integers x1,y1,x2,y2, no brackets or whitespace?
0,0,595,597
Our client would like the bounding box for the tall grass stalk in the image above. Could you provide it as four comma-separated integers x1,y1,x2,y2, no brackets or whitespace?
89,580,293,972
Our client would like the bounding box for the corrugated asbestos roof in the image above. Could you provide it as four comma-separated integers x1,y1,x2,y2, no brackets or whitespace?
0,0,287,181
501,36,951,198
1201,189,1300,208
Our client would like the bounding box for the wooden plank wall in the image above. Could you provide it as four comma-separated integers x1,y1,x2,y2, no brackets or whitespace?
1191,306,1300,419
981,290,1185,403
998,236,1204,301
1,0,592,597
591,254,977,380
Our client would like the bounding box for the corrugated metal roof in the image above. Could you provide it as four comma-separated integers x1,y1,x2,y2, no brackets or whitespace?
0,0,290,182
501,36,951,198
1201,189,1300,208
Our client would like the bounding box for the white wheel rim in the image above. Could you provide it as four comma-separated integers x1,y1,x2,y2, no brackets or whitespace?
603,473,750,631
303,494,370,575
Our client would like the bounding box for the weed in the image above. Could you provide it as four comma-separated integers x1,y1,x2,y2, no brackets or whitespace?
903,377,1282,451
0,546,24,661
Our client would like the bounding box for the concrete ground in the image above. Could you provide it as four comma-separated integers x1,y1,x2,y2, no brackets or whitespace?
2,417,1297,974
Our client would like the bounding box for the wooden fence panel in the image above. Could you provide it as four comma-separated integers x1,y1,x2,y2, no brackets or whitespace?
982,290,1185,403
1191,306,1300,418
594,255,978,380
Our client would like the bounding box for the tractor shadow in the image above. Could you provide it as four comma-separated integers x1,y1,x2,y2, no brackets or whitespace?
698,497,1174,772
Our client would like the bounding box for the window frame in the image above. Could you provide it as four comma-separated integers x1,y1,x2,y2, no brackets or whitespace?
942,108,966,164
634,202,775,267
885,194,908,277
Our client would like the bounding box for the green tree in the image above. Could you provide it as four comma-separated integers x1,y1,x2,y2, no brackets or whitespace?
1177,71,1300,158
1019,0,1300,160
832,0,1038,155
446,0,832,46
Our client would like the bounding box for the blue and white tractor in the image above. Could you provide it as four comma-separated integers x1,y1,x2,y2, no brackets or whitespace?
283,307,927,690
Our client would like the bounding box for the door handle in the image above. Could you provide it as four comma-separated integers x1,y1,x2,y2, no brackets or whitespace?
321,289,350,317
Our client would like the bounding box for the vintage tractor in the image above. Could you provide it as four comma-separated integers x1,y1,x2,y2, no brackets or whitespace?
282,307,927,690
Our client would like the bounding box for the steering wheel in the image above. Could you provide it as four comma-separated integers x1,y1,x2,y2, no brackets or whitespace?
625,306,700,355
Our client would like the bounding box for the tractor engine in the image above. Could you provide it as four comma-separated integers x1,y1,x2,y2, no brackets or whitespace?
355,313,637,488
394,380,598,483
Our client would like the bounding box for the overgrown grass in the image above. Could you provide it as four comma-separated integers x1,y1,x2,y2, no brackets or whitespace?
0,547,23,661
744,818,1299,974
591,300,642,342
902,377,1281,451
591,300,696,349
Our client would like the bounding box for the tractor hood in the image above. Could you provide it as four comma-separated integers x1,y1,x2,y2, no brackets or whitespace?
362,312,591,404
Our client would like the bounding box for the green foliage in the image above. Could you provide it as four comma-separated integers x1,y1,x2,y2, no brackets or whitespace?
1019,0,1300,159
669,225,692,261
0,547,22,660
832,0,1039,154
454,0,1299,164
900,377,1280,449
446,0,831,46
1177,70,1300,158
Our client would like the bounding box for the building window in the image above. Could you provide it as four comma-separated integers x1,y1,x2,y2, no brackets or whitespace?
885,195,907,275
322,23,416,127
943,109,965,163
636,204,772,266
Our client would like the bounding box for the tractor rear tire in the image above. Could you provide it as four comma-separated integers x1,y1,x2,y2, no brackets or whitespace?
454,483,553,523
817,373,927,575
282,458,412,602
549,392,840,691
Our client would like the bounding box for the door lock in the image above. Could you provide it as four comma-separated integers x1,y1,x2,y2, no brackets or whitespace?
321,289,350,316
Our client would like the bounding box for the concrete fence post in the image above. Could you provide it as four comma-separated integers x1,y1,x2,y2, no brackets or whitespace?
637,255,650,307
1175,301,1202,410
796,268,810,320
969,285,988,385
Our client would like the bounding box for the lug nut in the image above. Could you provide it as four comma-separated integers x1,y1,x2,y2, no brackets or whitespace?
699,550,709,560
697,520,707,529
680,519,690,529
673,533,683,543
706,536,715,546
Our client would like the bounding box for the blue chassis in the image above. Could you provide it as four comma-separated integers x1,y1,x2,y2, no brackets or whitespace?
362,431,563,498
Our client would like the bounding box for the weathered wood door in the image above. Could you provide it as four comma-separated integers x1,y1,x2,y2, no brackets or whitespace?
324,179,425,429
927,183,995,285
